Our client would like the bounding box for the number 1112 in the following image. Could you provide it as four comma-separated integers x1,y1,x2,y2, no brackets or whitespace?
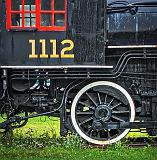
29,39,74,59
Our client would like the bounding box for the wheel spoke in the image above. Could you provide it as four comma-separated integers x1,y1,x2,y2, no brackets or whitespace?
107,130,111,139
107,98,114,107
112,110,129,114
76,111,94,115
111,115,125,122
78,101,95,110
98,131,101,138
86,92,97,107
117,129,122,134
87,127,93,134
111,102,122,110
79,117,93,126
104,94,107,104
97,92,102,105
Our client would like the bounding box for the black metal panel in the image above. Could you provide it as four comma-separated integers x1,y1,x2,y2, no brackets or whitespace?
0,0,106,66
1,0,157,67
107,0,157,45
0,31,74,66
70,0,105,65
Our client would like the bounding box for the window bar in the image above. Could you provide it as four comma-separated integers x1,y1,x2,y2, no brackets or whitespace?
22,0,25,28
52,0,55,29
64,0,67,30
36,0,40,29
6,0,11,29
30,5,31,26
6,0,66,31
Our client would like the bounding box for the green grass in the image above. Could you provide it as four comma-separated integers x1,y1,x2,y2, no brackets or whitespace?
1,116,60,137
0,116,157,160
16,116,60,137
0,116,150,137
0,144,157,160
16,117,154,139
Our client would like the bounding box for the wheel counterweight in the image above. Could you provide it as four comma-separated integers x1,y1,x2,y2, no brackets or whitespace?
71,81,135,145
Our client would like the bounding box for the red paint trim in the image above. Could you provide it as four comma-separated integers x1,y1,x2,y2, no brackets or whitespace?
6,0,11,29
52,0,54,27
11,11,23,13
64,0,67,30
11,11,36,14
6,0,67,31
36,0,40,28
22,0,24,28
54,11,65,14
10,26,37,29
40,11,52,13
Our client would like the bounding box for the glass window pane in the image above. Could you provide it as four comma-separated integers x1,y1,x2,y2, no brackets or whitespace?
20,5,22,11
24,18,30,27
24,0,36,11
11,0,22,11
31,18,36,27
54,0,64,10
24,5,30,11
24,4,36,11
20,19,22,27
24,14,36,27
40,14,52,26
31,13,36,18
25,13,30,18
11,14,21,26
31,5,36,11
54,14,64,26
41,0,51,10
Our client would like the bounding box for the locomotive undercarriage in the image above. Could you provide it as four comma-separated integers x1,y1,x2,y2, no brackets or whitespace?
1,51,157,144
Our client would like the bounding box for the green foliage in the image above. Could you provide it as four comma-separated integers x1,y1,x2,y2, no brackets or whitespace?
0,143,157,160
0,116,157,160
0,126,85,149
60,134,86,149
107,141,125,151
0,127,157,160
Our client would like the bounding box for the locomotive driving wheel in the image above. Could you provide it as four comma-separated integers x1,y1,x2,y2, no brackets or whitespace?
71,81,135,145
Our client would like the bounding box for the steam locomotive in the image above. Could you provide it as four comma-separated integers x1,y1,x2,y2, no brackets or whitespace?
0,0,157,145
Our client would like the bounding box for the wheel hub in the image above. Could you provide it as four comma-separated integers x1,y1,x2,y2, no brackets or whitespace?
95,105,111,121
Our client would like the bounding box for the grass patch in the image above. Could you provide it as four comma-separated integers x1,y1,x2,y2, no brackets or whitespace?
15,116,60,138
0,116,157,160
0,116,60,137
0,143,157,160
0,116,154,138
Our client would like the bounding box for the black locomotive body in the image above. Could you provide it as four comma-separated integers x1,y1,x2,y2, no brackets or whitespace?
0,0,157,145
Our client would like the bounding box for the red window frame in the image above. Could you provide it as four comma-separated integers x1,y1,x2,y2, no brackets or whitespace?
6,0,67,31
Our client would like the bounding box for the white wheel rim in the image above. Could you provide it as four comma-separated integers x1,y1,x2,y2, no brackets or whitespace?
71,81,135,145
